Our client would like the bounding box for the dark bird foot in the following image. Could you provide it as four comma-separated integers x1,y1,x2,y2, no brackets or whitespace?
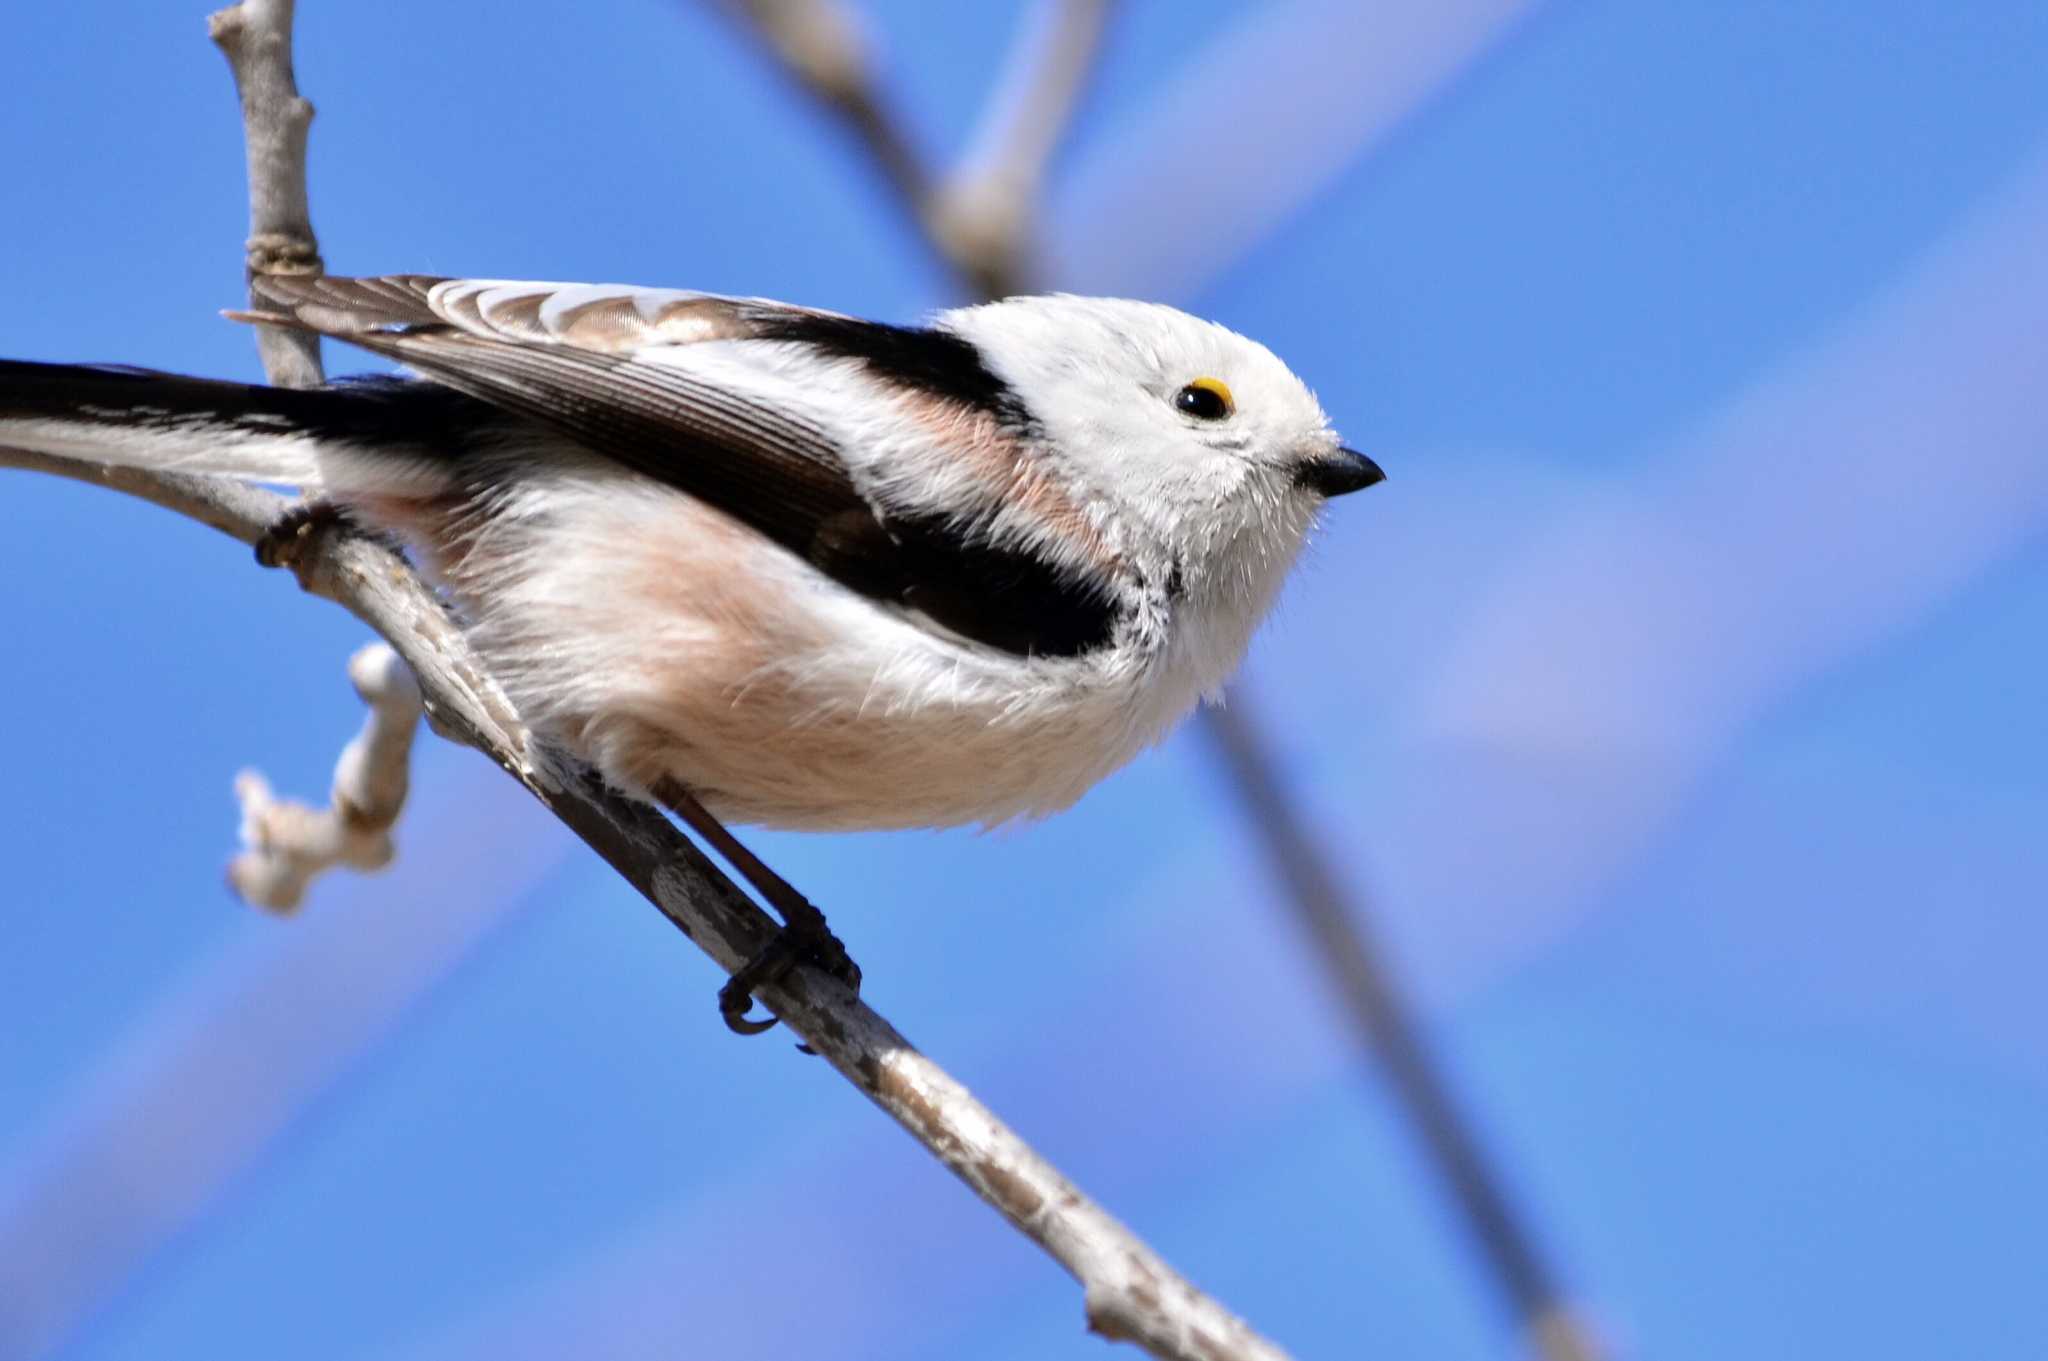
254,499,353,569
718,918,863,1036
652,777,863,1038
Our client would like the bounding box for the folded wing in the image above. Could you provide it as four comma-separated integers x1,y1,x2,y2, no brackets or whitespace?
240,274,1121,658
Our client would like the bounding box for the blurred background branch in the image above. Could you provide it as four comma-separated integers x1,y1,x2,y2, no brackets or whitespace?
712,0,1114,296
1204,699,1599,1361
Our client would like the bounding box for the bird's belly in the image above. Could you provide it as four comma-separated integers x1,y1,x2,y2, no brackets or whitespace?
519,631,1168,831
429,485,1180,831
651,682,1156,830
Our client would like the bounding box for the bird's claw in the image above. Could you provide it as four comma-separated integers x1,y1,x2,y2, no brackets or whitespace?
718,923,863,1036
254,499,353,569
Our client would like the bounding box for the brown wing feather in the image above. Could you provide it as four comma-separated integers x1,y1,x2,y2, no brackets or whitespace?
241,276,872,549
238,273,447,334
243,274,817,352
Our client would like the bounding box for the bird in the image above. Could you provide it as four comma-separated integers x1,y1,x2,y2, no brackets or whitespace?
0,274,1383,1028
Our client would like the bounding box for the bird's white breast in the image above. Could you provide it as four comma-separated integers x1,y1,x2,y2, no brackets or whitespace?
404,465,1202,831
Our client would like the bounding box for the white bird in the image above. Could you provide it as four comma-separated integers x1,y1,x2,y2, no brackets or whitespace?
0,275,1382,1027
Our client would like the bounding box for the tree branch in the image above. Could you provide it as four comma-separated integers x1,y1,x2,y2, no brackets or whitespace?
940,0,1116,294
229,642,422,911
209,0,325,389
210,0,429,910
1204,700,1602,1361
709,0,1112,297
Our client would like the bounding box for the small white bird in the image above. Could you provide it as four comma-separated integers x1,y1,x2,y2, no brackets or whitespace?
1,275,1382,1026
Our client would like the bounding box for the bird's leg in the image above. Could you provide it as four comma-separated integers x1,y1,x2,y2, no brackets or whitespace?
652,778,861,1035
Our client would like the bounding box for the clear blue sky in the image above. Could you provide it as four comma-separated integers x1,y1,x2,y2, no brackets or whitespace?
3,2,2046,1359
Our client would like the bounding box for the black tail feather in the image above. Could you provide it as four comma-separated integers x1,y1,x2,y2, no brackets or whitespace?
0,358,491,449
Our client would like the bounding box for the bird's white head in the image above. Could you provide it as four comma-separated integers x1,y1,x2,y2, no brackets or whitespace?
941,293,1379,643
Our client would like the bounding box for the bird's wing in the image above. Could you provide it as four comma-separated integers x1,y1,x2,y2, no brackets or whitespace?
238,274,1120,658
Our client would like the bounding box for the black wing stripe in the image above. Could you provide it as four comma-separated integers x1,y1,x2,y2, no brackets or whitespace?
744,311,1033,428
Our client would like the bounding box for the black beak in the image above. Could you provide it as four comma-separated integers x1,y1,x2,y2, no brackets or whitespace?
1296,446,1386,498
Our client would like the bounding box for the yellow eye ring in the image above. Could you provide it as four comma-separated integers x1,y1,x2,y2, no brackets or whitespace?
1173,377,1235,420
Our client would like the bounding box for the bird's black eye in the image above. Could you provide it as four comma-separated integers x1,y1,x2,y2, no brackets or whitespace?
1173,377,1235,420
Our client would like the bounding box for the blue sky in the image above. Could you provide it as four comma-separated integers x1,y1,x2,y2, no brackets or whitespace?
3,2,2046,1359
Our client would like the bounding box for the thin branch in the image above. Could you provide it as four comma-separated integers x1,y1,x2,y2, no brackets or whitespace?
211,0,417,914
1204,700,1601,1361
710,4,1605,1359
935,0,1117,294
708,0,1112,297
209,0,325,388
229,643,422,912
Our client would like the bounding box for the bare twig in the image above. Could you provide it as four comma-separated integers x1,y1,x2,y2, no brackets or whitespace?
209,0,325,388
229,643,422,912
935,0,1115,294
710,4,1604,1358
708,0,1111,297
210,0,418,913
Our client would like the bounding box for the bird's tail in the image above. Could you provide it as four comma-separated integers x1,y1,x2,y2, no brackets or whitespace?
0,359,473,494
